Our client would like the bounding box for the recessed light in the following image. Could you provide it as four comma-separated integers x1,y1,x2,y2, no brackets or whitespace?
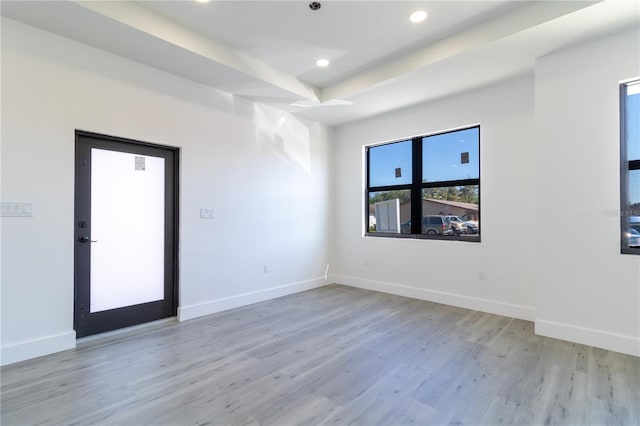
410,10,428,23
195,0,210,3
316,58,330,68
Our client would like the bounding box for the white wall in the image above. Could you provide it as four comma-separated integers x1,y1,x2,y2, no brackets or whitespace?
534,28,640,356
333,27,640,357
2,17,638,365
334,75,538,321
0,18,333,365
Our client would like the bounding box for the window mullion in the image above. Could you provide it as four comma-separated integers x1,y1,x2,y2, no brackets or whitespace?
411,137,422,234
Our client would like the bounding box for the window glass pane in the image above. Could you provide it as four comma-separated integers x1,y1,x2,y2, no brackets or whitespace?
422,127,479,182
368,190,411,233
626,170,640,248
369,140,412,187
90,149,165,313
422,185,479,236
626,83,640,161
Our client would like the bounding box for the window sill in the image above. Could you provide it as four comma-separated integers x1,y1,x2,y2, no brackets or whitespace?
365,232,481,243
621,247,640,255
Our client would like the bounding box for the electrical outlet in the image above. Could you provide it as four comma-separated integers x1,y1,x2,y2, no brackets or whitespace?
263,264,270,273
363,257,369,266
478,271,486,281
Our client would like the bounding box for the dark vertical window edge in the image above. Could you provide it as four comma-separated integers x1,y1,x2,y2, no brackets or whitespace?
621,80,640,254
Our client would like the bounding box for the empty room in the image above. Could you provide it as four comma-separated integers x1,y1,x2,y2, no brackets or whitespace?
1,1,639,425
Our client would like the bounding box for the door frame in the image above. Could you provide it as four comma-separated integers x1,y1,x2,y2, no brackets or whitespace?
74,130,180,338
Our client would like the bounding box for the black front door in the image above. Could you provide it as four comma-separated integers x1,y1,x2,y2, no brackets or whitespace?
74,131,178,338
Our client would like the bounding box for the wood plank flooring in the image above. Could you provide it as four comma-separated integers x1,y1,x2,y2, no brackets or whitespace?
2,284,639,425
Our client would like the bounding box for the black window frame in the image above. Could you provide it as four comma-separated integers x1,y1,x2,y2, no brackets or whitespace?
620,79,640,254
365,125,480,242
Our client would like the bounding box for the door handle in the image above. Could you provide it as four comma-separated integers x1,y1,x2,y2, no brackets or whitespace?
78,236,98,243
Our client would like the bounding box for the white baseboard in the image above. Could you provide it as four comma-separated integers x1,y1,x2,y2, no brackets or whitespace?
535,319,640,357
1,278,330,365
178,277,329,321
1,331,76,366
334,274,537,321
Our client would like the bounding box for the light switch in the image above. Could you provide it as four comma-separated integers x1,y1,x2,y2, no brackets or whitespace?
1,202,33,217
199,208,214,220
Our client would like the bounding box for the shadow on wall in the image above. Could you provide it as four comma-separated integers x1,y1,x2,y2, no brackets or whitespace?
252,103,311,175
5,19,317,174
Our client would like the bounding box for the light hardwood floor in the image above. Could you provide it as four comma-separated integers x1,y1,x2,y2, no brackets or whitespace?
2,284,639,425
